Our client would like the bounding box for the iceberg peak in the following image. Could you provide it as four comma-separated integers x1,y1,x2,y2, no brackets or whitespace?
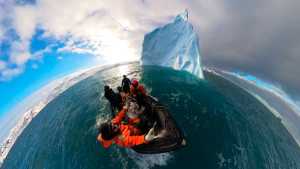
141,12,204,79
175,9,188,22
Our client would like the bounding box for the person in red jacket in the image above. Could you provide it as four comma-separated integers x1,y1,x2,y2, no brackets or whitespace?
130,79,147,97
97,122,158,148
130,79,147,108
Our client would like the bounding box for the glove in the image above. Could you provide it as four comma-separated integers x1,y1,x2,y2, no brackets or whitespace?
145,127,156,142
145,123,161,142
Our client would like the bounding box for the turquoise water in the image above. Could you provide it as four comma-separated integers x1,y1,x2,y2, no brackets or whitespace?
1,63,300,169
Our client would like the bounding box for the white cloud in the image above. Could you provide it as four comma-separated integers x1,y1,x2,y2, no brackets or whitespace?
0,3,7,43
3,0,297,91
2,0,222,80
0,0,175,79
0,25,4,41
31,44,54,61
9,40,31,65
0,67,23,81
13,5,37,41
1,4,38,79
30,0,189,64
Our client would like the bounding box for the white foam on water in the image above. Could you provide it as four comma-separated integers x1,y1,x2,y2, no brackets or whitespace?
95,111,111,129
126,149,173,169
217,152,237,168
111,147,129,169
217,153,226,168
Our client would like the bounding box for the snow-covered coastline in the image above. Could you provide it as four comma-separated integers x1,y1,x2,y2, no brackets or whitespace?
0,102,46,166
0,62,137,165
205,67,300,147
0,68,94,165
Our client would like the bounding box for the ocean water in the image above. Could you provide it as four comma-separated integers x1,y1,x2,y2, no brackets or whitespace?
1,63,300,169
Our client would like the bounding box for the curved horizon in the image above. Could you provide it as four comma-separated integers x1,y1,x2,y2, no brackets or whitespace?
1,63,300,165
1,1,300,167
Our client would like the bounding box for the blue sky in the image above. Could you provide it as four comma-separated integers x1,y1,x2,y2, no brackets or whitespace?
0,33,99,117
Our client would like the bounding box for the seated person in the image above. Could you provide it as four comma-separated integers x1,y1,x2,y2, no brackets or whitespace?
104,85,119,115
130,79,147,97
112,98,145,126
122,75,131,94
116,86,126,110
130,80,147,108
97,122,158,148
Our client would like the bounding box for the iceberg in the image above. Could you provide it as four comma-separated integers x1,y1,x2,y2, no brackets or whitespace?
141,11,204,79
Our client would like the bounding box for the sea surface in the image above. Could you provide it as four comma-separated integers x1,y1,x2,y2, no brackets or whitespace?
2,63,300,169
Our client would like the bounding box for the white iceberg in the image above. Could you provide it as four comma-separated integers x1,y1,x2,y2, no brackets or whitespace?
141,11,204,79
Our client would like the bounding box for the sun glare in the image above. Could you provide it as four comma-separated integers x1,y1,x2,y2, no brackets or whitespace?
117,64,130,75
90,30,138,65
103,39,137,63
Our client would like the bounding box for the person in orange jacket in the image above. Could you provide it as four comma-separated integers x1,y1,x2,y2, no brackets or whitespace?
97,121,158,148
112,99,145,126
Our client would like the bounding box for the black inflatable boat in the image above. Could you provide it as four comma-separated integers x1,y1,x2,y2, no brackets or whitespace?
132,96,186,154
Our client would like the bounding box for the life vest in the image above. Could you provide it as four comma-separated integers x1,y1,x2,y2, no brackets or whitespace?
112,105,142,126
99,124,146,148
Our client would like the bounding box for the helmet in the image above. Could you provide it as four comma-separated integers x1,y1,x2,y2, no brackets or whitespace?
99,122,117,140
104,85,110,91
132,79,139,87
117,86,122,92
